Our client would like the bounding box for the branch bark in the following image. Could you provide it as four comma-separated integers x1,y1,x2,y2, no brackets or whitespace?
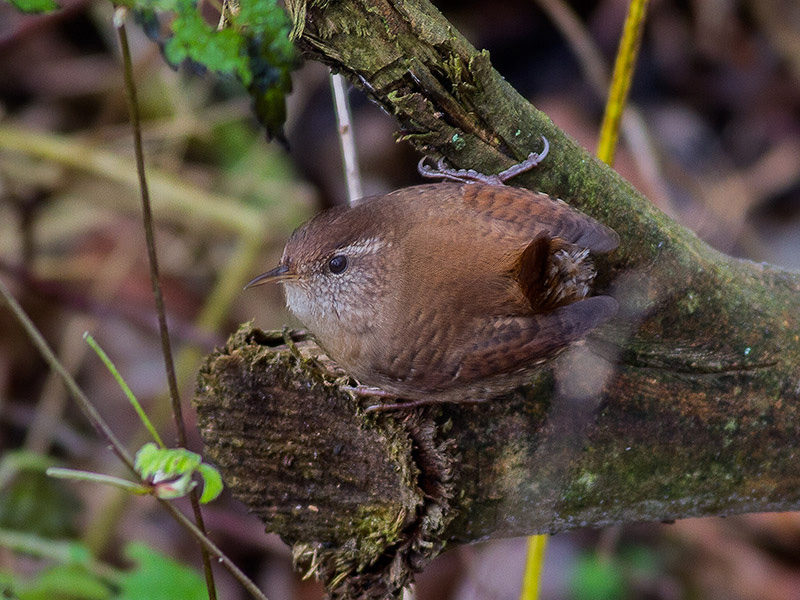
193,1,800,598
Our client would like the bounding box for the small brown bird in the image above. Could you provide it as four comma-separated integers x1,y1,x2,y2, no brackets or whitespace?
247,170,619,407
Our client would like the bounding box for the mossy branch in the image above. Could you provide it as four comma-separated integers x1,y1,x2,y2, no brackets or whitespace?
193,1,800,598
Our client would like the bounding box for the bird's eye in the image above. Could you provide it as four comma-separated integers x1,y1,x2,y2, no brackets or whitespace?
328,255,348,274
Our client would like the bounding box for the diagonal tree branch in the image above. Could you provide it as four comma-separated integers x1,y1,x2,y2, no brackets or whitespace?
193,1,800,598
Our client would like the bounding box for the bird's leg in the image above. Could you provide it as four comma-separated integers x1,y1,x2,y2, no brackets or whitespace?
342,384,490,412
340,384,397,398
417,136,549,185
495,136,550,182
363,396,491,413
340,385,414,412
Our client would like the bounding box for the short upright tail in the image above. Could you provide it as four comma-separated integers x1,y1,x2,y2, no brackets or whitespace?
515,236,600,312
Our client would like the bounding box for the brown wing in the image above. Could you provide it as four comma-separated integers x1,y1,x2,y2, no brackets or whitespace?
382,182,618,253
452,183,619,253
450,295,618,383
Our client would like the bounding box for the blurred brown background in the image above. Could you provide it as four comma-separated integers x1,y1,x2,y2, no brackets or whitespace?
1,0,799,598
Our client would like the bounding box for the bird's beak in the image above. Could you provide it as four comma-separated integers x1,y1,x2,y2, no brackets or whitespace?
244,264,297,289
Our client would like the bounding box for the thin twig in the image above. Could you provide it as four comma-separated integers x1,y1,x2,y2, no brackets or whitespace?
114,9,185,451
330,72,363,205
113,9,217,598
47,467,149,494
84,333,165,448
158,500,271,600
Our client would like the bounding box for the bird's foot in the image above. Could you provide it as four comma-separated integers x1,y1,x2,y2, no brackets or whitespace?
417,136,549,185
342,385,493,412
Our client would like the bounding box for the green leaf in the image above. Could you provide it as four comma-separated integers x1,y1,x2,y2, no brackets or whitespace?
238,1,299,145
6,0,59,14
117,543,206,600
134,444,222,503
164,12,252,85
195,464,223,504
131,0,299,143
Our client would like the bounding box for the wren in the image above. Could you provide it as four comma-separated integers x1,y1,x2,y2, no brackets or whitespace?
246,146,619,408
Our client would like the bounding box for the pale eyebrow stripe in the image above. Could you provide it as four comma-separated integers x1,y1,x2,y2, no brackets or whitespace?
337,237,390,256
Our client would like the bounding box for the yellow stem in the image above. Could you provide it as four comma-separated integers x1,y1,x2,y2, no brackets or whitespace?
519,534,549,600
597,0,651,165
